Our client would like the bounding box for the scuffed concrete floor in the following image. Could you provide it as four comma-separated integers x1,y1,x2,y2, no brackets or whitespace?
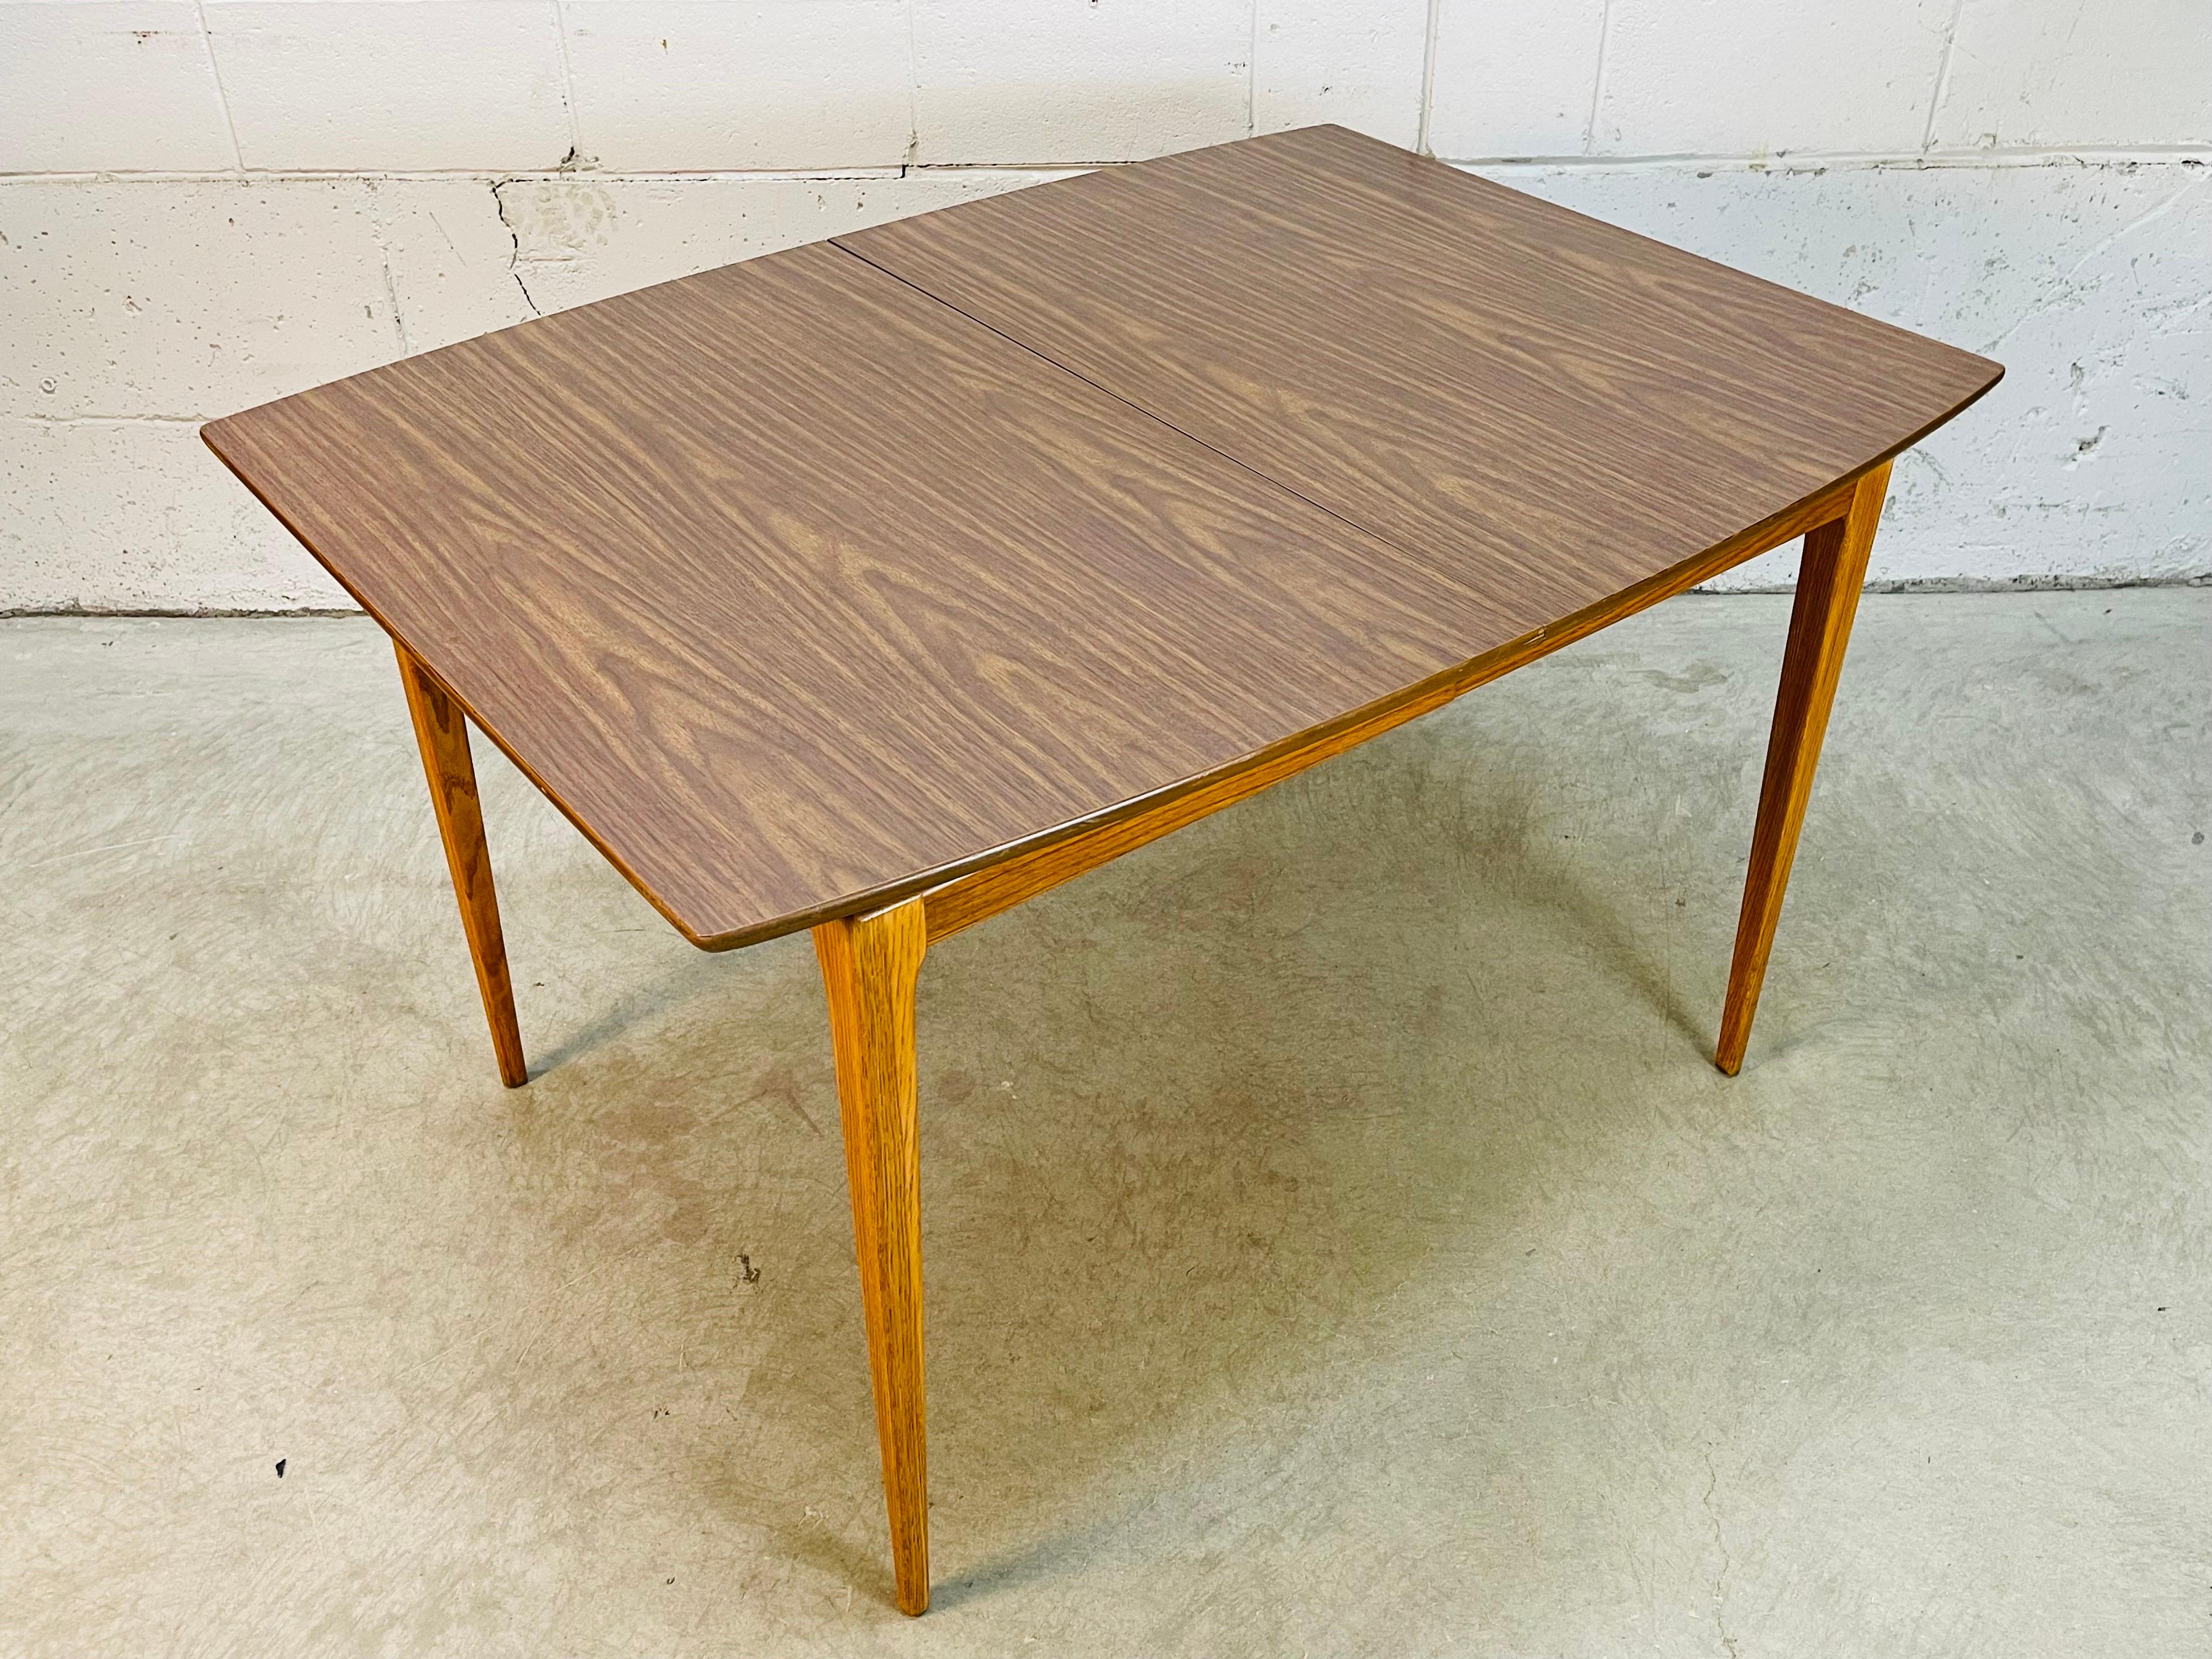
2,591,2206,1657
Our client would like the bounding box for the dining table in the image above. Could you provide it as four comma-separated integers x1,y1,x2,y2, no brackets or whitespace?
203,123,2002,1614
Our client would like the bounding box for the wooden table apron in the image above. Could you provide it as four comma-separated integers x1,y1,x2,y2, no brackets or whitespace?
201,126,2002,1616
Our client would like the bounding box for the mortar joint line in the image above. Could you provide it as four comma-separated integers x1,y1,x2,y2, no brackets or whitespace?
1416,0,1442,155
1922,0,1970,155
901,0,921,173
1585,0,1617,156
551,0,585,164
1245,0,1259,139
2,148,2209,187
190,0,245,174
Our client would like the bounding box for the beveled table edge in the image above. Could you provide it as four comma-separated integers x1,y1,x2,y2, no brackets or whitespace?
207,428,1980,957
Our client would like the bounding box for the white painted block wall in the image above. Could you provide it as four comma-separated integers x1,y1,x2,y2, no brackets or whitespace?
2,0,2207,611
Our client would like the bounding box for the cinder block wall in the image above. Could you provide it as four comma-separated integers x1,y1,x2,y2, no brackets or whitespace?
2,0,2206,611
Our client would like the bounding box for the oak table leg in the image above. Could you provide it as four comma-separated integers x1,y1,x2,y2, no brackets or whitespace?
813,896,931,1615
394,640,528,1088
1715,461,1892,1076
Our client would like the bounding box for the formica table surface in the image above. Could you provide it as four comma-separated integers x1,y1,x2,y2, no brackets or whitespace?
204,125,2000,952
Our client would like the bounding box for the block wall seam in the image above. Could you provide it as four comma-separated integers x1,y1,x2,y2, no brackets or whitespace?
7,148,2208,185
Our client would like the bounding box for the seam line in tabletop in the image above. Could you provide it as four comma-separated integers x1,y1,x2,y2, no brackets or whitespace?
825,238,1445,580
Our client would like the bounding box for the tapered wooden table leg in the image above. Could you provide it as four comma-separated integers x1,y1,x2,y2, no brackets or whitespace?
395,639,528,1088
814,896,931,1615
1715,461,1892,1076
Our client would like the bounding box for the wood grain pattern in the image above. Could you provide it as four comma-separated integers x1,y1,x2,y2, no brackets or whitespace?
813,897,930,1615
1715,462,1892,1076
396,640,528,1087
842,125,2001,622
205,128,2000,953
923,472,1860,942
208,241,1542,952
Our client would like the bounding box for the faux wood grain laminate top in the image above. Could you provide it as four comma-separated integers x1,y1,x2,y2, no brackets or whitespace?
204,239,1532,946
840,125,2001,619
205,128,2000,950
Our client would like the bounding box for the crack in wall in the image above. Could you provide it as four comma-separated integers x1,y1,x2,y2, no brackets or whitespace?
364,178,410,356
1979,173,2212,354
1703,1451,1741,1659
490,177,542,317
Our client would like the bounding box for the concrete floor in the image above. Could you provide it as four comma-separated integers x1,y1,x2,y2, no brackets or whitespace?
2,591,2206,1657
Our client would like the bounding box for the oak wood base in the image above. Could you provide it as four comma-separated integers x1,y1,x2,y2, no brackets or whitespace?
822,476,1890,1612
814,899,931,1615
397,640,528,1088
398,472,1890,1611
1715,462,1892,1075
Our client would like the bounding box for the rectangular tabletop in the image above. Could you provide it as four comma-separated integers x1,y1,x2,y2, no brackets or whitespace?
204,127,2000,951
